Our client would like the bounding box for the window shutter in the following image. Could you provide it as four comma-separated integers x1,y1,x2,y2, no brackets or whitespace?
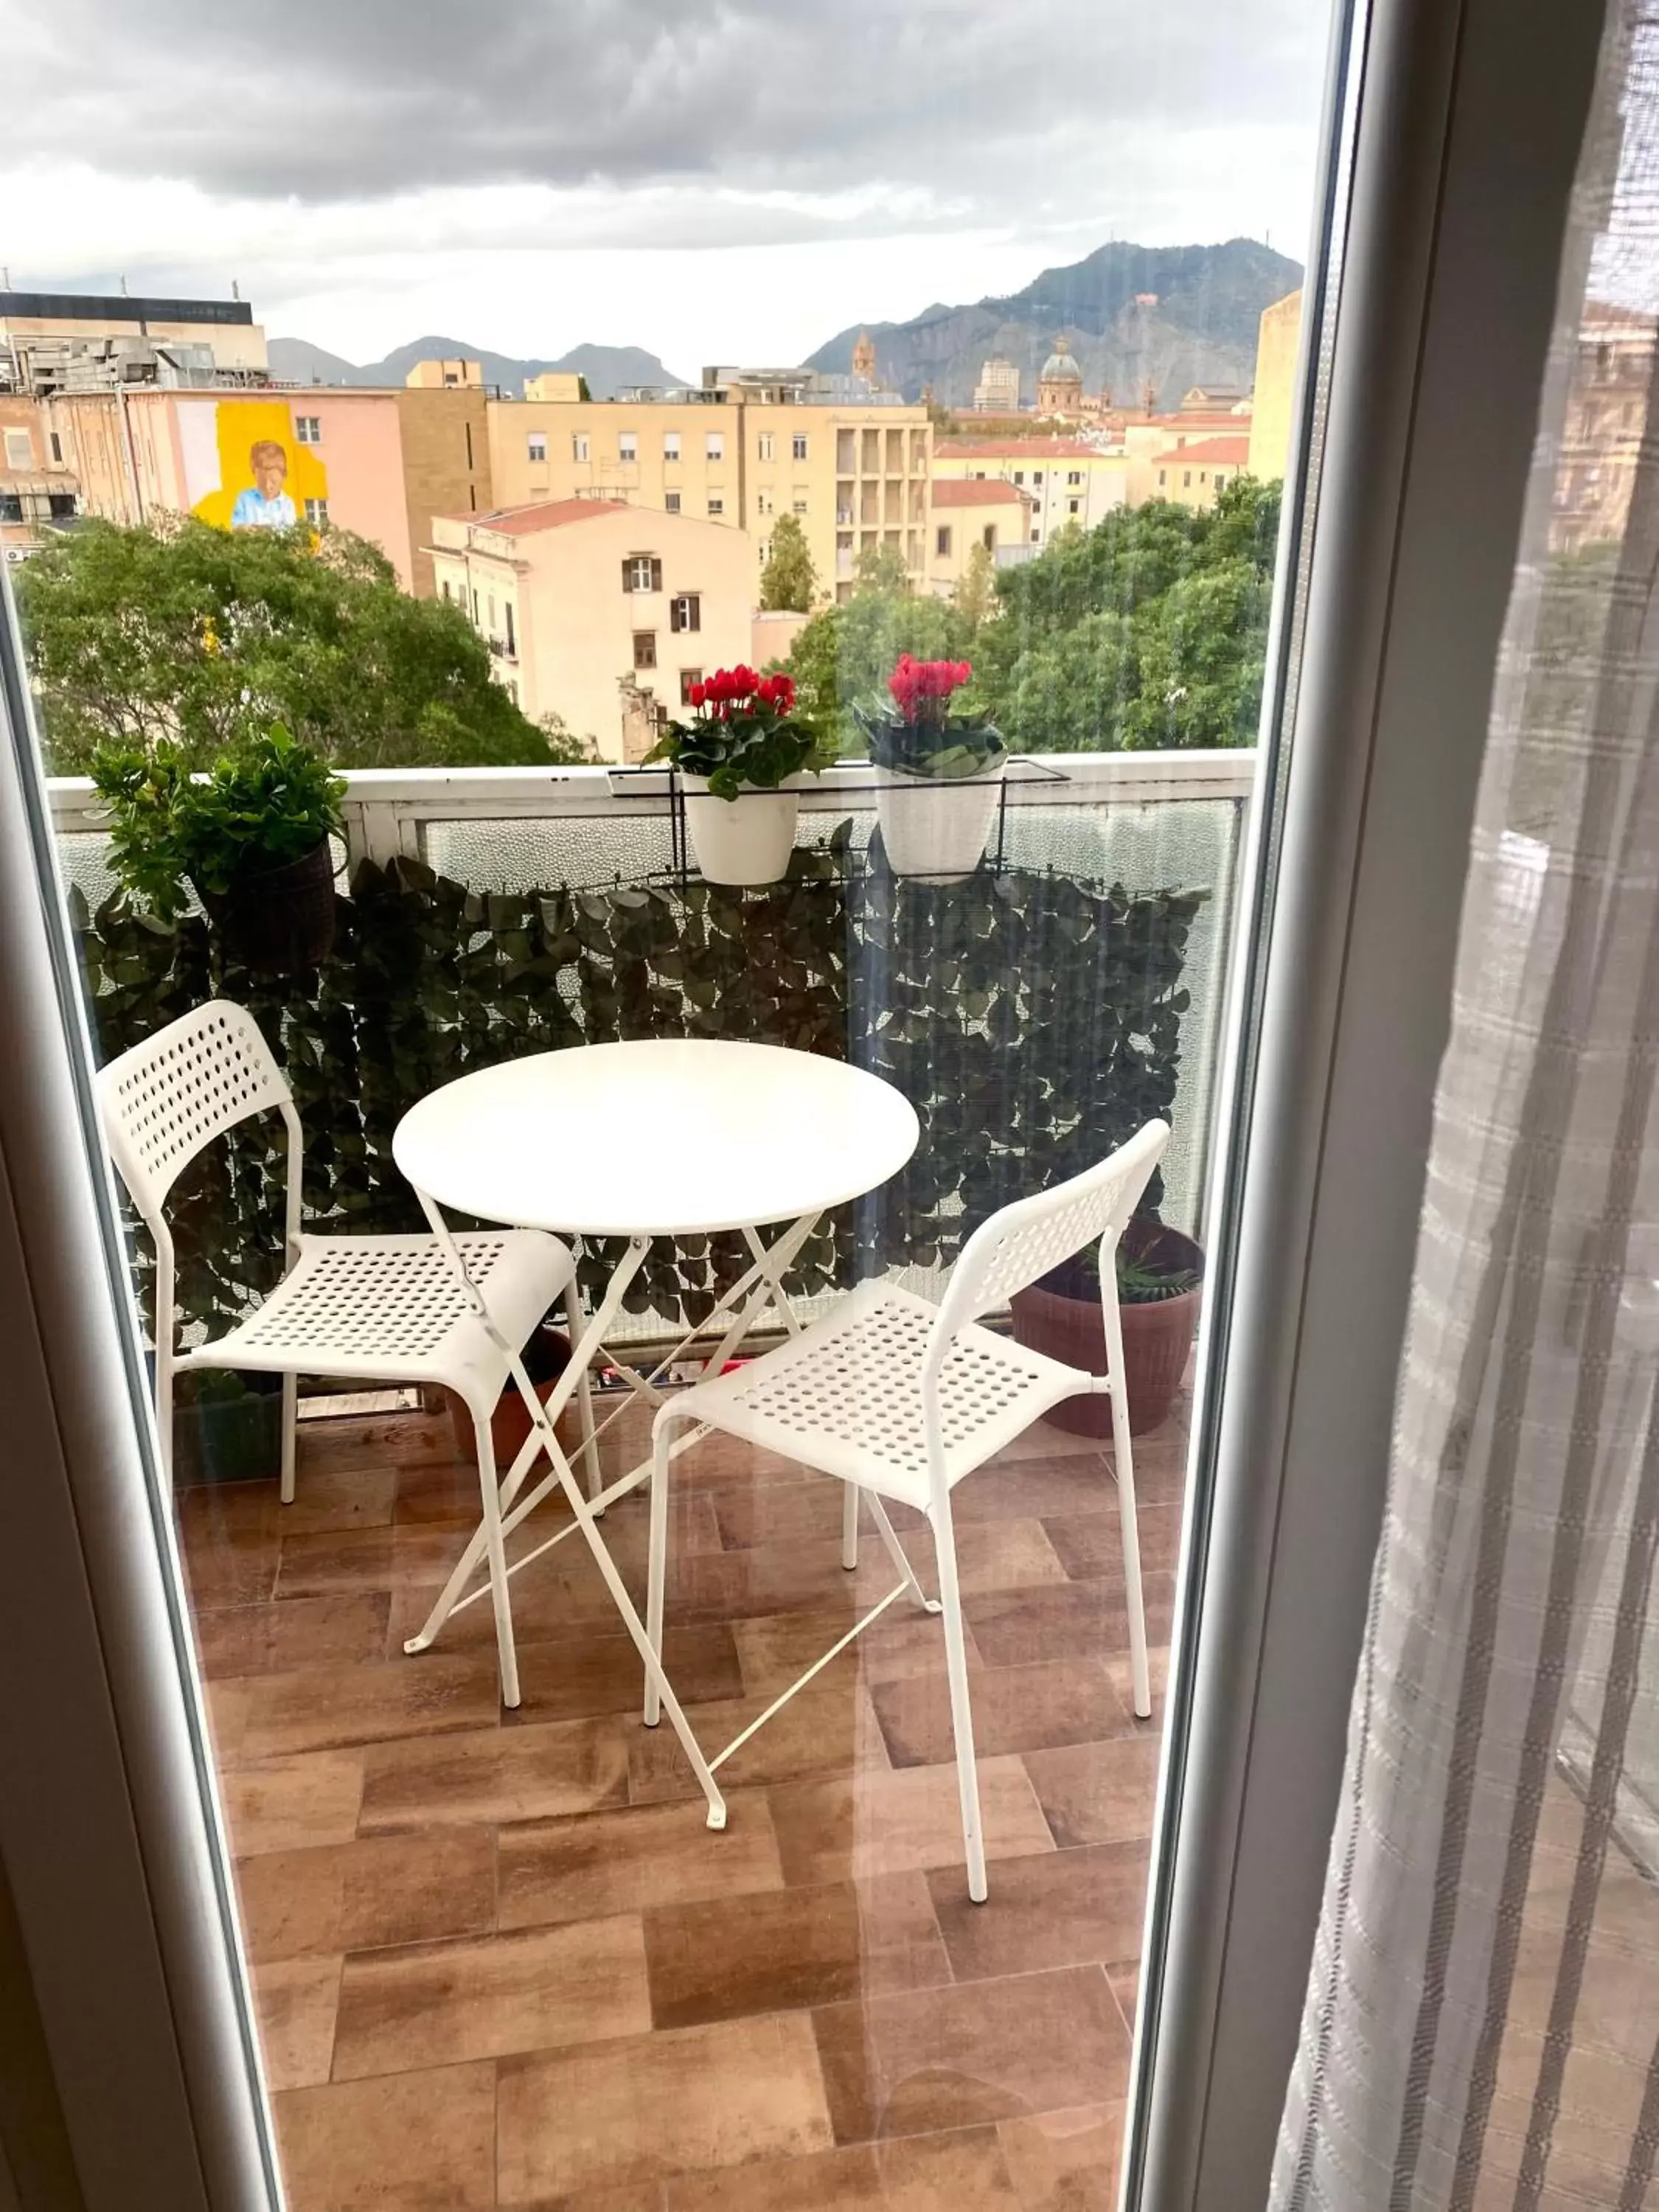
689,597,700,633
622,557,633,593
669,599,682,634
650,557,663,592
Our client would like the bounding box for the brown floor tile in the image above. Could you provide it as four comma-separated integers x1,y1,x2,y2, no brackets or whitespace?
194,1593,392,1680
234,1828,496,1964
332,1916,650,2080
644,1872,947,2028
360,1716,630,1832
733,1602,968,1700
665,2126,1020,2208
927,1842,1152,1980
220,1750,364,1857
628,1677,889,1804
1103,1646,1171,1714
812,1964,1129,2142
274,1467,398,1538
998,2101,1124,2211
272,2059,496,2210
965,1576,1176,1670
509,1623,743,1726
221,1652,504,1763
766,1756,1055,1888
254,1955,341,2092
301,1409,456,1472
498,1796,785,1930
1107,1964,1140,2037
497,2012,833,2200
1023,1736,1163,1848
277,1524,473,1600
947,1518,1072,1596
872,1657,1133,1770
1040,1500,1185,1580
181,1528,282,1609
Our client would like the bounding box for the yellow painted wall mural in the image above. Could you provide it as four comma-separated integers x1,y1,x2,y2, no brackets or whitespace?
187,400,328,531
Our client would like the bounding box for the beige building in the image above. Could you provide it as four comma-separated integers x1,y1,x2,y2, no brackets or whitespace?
524,372,584,403
1248,289,1302,481
1,394,80,559
932,437,1126,546
1146,434,1251,507
486,394,932,606
973,358,1020,412
428,498,754,762
1122,409,1253,505
0,288,268,397
406,358,482,389
926,479,1033,594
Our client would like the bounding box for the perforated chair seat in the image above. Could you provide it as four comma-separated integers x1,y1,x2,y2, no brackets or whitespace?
177,1231,573,1422
673,1279,1096,1513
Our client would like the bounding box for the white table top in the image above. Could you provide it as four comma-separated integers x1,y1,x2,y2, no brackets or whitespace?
392,1039,919,1237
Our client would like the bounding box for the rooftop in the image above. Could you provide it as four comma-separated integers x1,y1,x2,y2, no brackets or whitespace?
441,498,633,535
931,478,1031,507
937,437,1113,460
1153,436,1251,467
0,289,254,327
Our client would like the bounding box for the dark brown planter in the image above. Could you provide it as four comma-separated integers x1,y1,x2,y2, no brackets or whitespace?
199,837,337,975
443,1325,577,1471
1009,1222,1203,1437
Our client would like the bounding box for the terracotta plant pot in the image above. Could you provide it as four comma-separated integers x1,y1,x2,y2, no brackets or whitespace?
1009,1220,1203,1437
681,773,801,886
444,1324,577,1470
874,757,1007,880
199,837,337,975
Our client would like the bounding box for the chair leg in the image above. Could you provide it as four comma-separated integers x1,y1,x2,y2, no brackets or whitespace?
841,1481,860,1571
473,1416,521,1710
644,1408,684,1727
564,1279,603,1511
279,1370,298,1506
1104,1293,1152,1719
932,1490,988,1903
866,1492,938,1613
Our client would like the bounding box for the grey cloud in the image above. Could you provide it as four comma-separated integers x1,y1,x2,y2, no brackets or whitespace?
7,0,1323,215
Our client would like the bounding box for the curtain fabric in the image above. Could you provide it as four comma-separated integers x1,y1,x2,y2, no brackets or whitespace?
1272,5,1659,2208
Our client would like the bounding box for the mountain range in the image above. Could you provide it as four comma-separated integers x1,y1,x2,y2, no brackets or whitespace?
268,237,1301,415
266,335,686,400
807,237,1302,407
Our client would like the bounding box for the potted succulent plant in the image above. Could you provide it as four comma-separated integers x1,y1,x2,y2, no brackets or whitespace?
859,654,1008,880
1009,1214,1204,1437
90,725,345,973
646,666,822,886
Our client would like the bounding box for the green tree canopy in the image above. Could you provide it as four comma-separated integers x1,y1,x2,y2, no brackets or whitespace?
758,512,820,613
785,581,975,758
18,516,585,773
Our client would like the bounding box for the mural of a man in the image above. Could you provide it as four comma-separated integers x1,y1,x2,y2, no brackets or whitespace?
230,440,297,529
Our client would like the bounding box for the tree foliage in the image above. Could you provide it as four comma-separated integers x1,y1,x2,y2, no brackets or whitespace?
18,516,585,773
758,513,820,613
785,586,976,759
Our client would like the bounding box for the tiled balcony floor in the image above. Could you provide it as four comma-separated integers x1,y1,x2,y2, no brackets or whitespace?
184,1386,1190,2210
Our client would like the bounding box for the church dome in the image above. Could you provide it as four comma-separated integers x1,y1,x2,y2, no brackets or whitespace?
1040,337,1082,383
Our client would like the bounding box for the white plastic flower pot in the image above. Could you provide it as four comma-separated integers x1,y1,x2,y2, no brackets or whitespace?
874,757,1008,881
681,773,802,886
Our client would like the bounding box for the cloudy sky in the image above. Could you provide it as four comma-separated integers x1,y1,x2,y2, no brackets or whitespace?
2,0,1332,369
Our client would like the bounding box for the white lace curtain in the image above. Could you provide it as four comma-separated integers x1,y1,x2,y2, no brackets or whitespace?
1271,4,1659,2207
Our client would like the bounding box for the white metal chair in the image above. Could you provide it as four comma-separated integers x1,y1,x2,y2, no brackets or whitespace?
645,1118,1172,1899
96,999,585,1709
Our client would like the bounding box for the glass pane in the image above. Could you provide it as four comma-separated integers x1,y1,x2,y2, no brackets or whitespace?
5,0,1342,2198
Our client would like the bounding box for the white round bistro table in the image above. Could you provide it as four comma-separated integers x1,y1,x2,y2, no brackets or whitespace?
392,1039,919,1824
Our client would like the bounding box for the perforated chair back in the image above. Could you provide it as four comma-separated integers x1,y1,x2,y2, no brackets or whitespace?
96,1000,295,1237
928,1119,1170,1366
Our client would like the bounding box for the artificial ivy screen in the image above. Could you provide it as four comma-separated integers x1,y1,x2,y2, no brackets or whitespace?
73,827,1203,1348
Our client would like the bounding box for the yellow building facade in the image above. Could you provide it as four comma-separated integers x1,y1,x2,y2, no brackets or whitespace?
925,479,1033,595
486,396,932,605
1247,289,1302,482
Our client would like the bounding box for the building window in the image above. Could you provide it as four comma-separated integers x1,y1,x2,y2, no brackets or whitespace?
504,604,515,655
1183,471,1192,489
619,432,638,462
487,594,496,629
936,525,953,557
633,631,657,670
664,431,681,461
1032,470,1043,484
304,497,330,528
294,415,322,446
1215,473,1228,491
707,496,724,516
705,431,724,460
573,433,590,462
1031,527,1041,543
623,554,663,592
470,589,480,622
3,428,32,470
792,495,807,514
792,433,808,462
981,524,997,549
757,490,773,517
49,431,64,465
665,490,681,512
1012,470,1025,486
757,434,774,462
528,433,547,462
679,667,703,706
669,594,701,633
441,579,452,601
1068,498,1081,515
1158,469,1167,488
1068,470,1082,485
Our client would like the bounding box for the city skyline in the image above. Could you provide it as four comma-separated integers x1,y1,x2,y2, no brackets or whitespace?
2,0,1330,367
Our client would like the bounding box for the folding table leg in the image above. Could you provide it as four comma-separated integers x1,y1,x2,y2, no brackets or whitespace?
564,1278,602,1506
473,1414,521,1708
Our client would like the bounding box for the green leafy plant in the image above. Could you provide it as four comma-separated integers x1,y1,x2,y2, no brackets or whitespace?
91,725,345,922
646,667,824,801
1043,1219,1203,1304
858,654,1007,779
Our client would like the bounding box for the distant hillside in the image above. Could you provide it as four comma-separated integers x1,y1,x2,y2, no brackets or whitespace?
268,335,687,399
807,237,1301,409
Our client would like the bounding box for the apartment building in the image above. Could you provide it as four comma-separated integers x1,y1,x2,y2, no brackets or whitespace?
49,377,491,595
0,288,268,398
1248,290,1303,481
1146,434,1252,507
925,479,1034,595
429,499,753,761
0,394,80,560
1121,410,1253,505
931,437,1127,545
487,394,933,604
